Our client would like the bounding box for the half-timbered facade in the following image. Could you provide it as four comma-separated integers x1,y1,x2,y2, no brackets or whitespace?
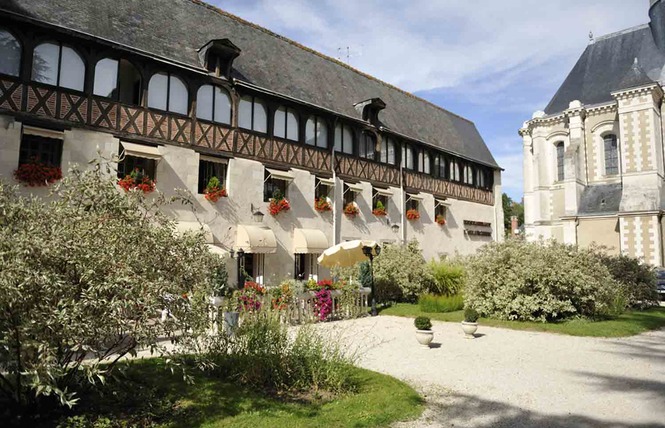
0,0,502,285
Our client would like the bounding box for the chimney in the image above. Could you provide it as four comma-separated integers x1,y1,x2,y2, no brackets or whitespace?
510,216,519,236
650,0,665,51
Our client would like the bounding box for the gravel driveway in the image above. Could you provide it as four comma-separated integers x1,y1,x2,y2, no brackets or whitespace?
315,316,665,428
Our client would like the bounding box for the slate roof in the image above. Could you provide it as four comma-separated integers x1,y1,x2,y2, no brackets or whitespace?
578,184,623,216
0,0,499,169
545,24,665,115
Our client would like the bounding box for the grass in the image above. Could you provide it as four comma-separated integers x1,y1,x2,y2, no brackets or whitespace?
418,293,464,313
380,304,665,337
52,358,424,428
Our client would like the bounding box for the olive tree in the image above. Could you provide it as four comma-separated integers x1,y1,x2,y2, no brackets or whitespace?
0,160,223,416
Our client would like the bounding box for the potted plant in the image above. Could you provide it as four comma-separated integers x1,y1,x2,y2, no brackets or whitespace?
13,157,62,187
372,200,387,216
204,176,228,202
269,189,290,216
118,168,156,193
414,316,434,348
406,209,420,221
436,214,446,226
462,307,479,339
222,292,240,335
344,202,360,217
314,197,332,212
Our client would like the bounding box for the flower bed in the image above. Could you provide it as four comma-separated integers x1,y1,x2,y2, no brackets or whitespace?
238,281,266,312
314,197,332,212
406,209,420,221
203,176,227,202
435,214,446,225
344,203,359,217
13,160,62,187
118,168,155,194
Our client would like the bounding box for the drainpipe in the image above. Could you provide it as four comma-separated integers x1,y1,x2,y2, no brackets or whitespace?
400,161,406,244
332,118,339,245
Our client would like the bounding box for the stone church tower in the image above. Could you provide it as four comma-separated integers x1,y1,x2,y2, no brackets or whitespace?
520,0,665,266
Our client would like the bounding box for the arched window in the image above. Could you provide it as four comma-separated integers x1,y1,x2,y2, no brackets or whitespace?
32,42,85,91
274,106,298,141
379,137,396,165
196,85,231,124
93,58,142,105
359,131,376,160
555,142,564,181
334,123,354,154
305,116,328,148
435,154,446,178
147,72,188,115
423,152,431,175
0,29,21,77
604,134,619,176
476,168,486,188
462,165,474,185
238,95,267,133
449,159,460,181
402,144,414,170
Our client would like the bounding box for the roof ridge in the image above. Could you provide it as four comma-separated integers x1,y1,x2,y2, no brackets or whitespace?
594,23,649,42
186,0,476,125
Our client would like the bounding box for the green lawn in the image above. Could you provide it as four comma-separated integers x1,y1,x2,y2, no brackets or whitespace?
53,358,423,428
379,304,665,337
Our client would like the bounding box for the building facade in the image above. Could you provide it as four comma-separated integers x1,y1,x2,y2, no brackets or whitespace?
521,0,665,266
0,0,502,286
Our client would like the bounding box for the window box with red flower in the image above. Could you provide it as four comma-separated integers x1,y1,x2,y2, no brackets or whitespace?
314,197,332,212
436,214,447,226
344,202,360,217
269,193,291,216
203,176,228,202
372,200,387,216
406,209,420,221
13,158,62,187
118,168,156,194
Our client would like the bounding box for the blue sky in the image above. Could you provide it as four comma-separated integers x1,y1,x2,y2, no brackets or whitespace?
214,0,649,199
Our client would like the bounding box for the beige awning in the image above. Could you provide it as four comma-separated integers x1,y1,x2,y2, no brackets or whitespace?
436,198,451,207
23,125,64,140
317,177,335,187
199,154,228,164
175,221,213,243
345,182,363,193
235,225,277,254
121,141,161,160
406,192,424,201
294,228,329,254
374,187,393,197
266,168,294,182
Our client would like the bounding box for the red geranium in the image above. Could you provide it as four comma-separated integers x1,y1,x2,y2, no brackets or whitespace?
314,197,332,212
118,168,155,194
406,209,420,221
269,198,291,216
344,203,359,217
203,176,227,202
436,214,446,225
13,158,62,187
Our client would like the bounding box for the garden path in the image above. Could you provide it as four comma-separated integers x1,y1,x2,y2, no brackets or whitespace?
316,316,665,428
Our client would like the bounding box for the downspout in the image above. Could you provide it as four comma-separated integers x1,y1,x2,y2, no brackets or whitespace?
400,158,406,244
332,118,339,245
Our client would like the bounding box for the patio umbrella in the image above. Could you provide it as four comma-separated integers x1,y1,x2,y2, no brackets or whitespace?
317,239,379,268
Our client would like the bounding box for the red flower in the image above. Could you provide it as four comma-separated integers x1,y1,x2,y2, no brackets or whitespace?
117,168,155,194
314,197,332,212
344,203,359,217
436,214,446,225
13,159,62,187
406,209,420,221
372,207,387,216
204,186,228,202
269,198,291,216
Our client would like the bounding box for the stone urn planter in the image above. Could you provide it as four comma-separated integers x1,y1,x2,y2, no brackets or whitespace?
414,316,433,348
461,321,478,339
462,307,479,339
222,311,239,335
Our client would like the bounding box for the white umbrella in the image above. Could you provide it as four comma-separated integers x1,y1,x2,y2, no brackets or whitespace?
317,240,379,268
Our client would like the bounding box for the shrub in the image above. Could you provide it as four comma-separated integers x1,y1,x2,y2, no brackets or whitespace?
426,259,466,295
590,249,660,309
464,307,479,323
0,160,219,415
419,294,464,313
374,240,432,302
464,239,623,322
414,316,432,330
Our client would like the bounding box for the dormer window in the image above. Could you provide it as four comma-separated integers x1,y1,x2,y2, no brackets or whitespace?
197,39,241,79
354,98,386,125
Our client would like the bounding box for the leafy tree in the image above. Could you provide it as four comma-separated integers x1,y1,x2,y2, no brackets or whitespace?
0,160,223,416
502,193,524,235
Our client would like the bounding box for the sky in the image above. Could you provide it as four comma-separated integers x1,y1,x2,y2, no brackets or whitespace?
214,0,649,200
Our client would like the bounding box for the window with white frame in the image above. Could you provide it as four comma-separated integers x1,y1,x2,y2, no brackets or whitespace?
147,72,188,115
604,134,619,176
32,42,85,91
196,85,232,124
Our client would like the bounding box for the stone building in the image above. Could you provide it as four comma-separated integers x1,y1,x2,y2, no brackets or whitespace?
520,0,665,266
0,0,502,286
